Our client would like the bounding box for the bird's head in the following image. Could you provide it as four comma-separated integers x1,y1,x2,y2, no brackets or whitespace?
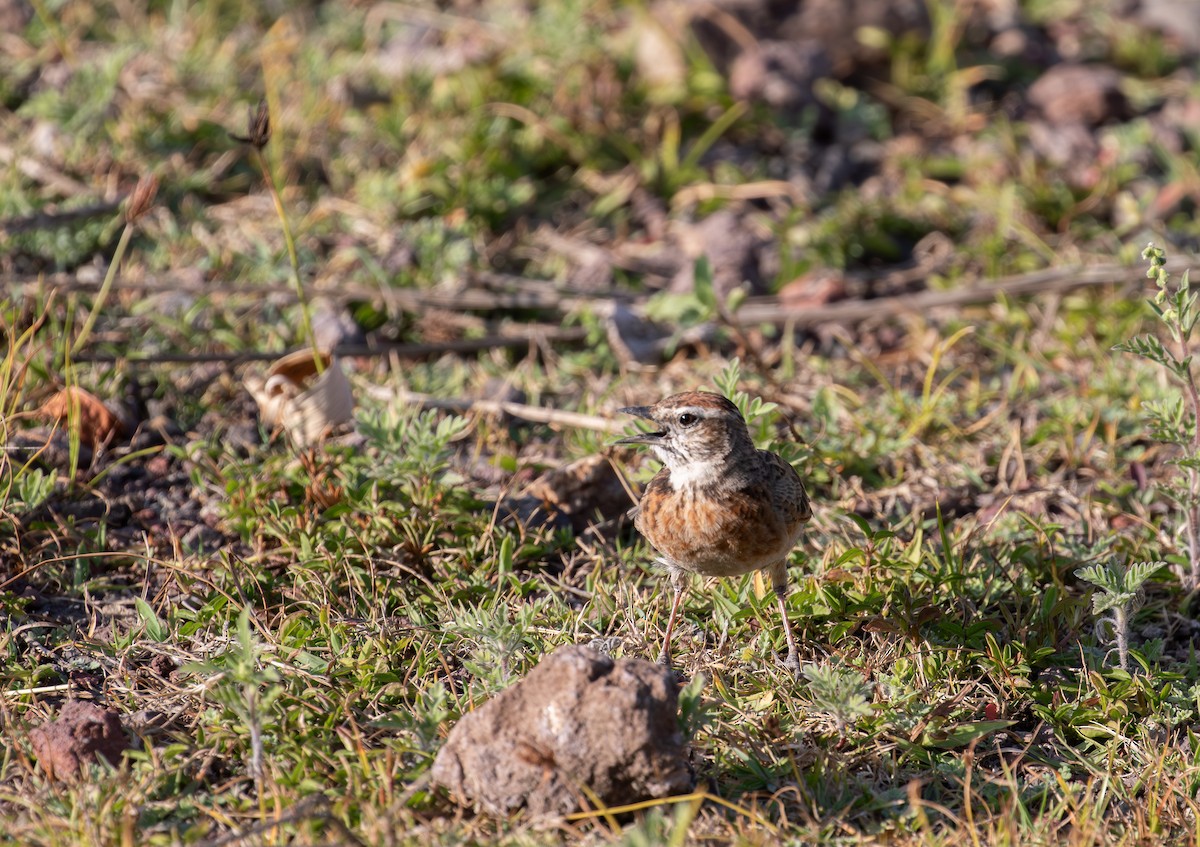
616,391,753,484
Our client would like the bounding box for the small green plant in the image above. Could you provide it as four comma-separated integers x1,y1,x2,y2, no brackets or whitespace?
1115,244,1200,589
185,608,283,796
711,358,776,442
801,663,874,735
356,404,470,508
1075,559,1164,672
644,258,747,358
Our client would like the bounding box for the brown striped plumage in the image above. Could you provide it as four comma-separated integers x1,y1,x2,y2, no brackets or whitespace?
617,391,811,674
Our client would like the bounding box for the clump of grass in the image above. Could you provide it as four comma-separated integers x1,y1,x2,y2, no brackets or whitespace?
1114,244,1200,589
0,297,55,541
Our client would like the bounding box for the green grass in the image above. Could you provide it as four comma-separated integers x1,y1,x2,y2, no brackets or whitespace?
5,0,1200,844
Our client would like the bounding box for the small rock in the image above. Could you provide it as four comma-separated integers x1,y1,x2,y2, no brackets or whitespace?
144,454,172,477
778,269,846,310
180,523,226,554
1027,64,1129,126
29,700,129,781
430,644,693,818
670,210,767,299
512,453,634,533
148,654,178,678
729,39,831,109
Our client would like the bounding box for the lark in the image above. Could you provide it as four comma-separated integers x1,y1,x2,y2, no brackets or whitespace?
618,391,811,673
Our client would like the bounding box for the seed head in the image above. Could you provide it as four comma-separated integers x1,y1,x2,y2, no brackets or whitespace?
231,100,272,149
124,174,158,224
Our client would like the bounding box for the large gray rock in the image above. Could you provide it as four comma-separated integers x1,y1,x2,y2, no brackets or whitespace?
430,644,693,818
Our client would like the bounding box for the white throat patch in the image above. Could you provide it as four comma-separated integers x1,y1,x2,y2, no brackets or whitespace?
666,456,725,488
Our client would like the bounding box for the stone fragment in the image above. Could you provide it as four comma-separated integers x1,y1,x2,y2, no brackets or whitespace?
430,645,692,818
29,700,129,781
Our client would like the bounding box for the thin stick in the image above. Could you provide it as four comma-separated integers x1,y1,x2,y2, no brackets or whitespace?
7,273,624,312
734,263,1154,327
362,386,626,433
3,683,72,698
8,258,1178,322
70,328,588,364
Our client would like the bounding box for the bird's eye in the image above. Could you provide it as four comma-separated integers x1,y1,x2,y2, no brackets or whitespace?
678,412,698,427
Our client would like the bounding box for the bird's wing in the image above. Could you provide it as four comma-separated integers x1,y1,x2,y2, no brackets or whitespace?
760,450,812,526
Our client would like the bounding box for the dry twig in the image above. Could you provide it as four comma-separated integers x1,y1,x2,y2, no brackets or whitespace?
363,386,625,433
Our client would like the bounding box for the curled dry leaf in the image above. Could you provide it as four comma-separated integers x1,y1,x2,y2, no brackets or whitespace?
244,349,354,446
37,386,124,448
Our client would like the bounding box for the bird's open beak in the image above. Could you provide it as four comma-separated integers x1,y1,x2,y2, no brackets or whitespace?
618,405,653,420
615,406,665,444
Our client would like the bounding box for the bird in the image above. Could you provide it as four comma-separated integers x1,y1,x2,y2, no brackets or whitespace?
617,391,812,674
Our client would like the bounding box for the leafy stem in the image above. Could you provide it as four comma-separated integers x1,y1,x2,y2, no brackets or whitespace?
1076,560,1164,671
1115,244,1200,589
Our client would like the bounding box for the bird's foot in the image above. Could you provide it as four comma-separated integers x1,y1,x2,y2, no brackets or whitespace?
657,651,687,687
780,650,801,679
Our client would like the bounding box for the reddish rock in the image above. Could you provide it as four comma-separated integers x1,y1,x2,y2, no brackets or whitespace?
29,700,129,781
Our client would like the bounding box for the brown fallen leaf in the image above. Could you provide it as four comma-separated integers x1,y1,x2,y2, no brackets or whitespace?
37,386,124,448
778,268,846,310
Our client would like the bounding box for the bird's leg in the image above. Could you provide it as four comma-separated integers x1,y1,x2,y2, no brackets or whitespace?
658,567,687,668
769,561,800,676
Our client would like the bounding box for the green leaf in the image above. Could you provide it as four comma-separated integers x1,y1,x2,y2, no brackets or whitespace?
713,358,742,398
847,513,874,537
725,286,747,314
135,597,169,643
1114,334,1173,369
924,720,1015,749
693,256,716,310
237,606,254,655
